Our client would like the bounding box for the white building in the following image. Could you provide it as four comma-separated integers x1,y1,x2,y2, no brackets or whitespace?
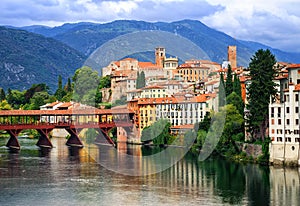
269,63,300,166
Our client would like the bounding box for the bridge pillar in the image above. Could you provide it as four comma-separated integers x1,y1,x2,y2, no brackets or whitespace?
36,129,54,148
95,128,115,146
6,129,22,150
65,128,84,147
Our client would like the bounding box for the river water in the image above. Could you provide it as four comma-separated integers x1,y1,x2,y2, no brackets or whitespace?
0,137,299,206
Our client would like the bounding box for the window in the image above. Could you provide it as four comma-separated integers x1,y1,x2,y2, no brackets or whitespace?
285,137,291,142
296,119,299,125
278,119,281,125
287,119,290,125
271,107,274,117
296,107,299,113
271,119,275,125
296,94,299,102
296,138,300,142
277,137,283,142
271,129,275,134
286,107,290,113
294,130,299,134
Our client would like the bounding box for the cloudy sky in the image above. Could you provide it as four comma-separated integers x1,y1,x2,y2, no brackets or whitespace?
1,0,300,52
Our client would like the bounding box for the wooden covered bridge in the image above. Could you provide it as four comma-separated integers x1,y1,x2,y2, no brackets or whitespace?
0,108,134,150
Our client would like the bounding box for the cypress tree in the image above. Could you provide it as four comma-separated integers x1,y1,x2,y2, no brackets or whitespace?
219,72,226,107
247,49,277,141
233,74,242,97
0,88,6,101
225,64,233,96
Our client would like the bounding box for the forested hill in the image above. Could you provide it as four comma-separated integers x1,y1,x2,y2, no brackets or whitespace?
0,27,86,91
20,19,300,67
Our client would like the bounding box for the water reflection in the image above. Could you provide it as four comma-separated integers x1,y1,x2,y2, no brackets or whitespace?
0,137,299,205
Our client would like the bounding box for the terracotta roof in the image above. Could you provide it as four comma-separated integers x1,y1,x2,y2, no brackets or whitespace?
47,101,61,107
57,102,73,108
143,85,166,90
137,93,213,105
0,109,134,116
171,124,194,129
287,64,300,69
120,58,138,62
112,70,134,77
138,62,157,68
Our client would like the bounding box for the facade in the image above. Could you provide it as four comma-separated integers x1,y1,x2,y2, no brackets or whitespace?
228,45,237,69
177,61,210,82
269,64,300,166
140,85,167,98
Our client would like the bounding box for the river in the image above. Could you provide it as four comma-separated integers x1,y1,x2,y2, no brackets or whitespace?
0,137,299,206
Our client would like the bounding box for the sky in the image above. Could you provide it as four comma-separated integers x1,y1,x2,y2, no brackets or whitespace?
1,0,300,53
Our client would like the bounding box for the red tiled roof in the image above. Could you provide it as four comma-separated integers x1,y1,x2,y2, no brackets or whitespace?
138,62,157,68
171,124,194,129
0,108,134,116
47,101,61,107
137,93,213,105
287,64,300,69
58,102,73,108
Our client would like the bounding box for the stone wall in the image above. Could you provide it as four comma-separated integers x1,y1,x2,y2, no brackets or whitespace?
237,143,263,159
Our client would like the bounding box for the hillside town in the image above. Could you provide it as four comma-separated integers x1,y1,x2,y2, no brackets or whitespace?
22,45,300,166
99,46,300,166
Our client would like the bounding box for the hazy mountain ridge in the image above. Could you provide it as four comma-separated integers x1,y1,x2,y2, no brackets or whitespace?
19,19,300,66
0,26,86,91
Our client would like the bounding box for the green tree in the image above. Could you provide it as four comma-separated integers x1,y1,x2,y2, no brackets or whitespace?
65,78,72,92
0,88,5,101
72,66,100,106
141,119,173,145
225,64,233,96
24,83,49,103
0,100,12,110
247,49,277,141
30,92,49,110
233,74,242,97
55,75,66,100
219,72,226,107
136,71,146,89
7,89,26,109
216,104,244,156
227,92,244,116
99,75,111,89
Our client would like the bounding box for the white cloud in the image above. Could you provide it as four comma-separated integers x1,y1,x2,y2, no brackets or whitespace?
201,0,300,52
0,0,299,52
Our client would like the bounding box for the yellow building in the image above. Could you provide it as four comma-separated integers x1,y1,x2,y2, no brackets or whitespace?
140,85,167,98
138,99,157,131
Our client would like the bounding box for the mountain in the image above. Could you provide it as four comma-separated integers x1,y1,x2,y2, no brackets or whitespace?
0,27,86,91
20,19,300,67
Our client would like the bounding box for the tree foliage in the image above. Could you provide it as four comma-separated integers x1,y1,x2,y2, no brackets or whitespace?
55,75,66,100
136,71,146,89
226,92,244,116
247,49,277,141
225,64,233,96
219,72,226,107
72,66,100,106
141,119,173,145
0,88,5,101
0,100,12,110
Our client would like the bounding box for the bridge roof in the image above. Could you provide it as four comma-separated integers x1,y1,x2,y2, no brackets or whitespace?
0,109,134,116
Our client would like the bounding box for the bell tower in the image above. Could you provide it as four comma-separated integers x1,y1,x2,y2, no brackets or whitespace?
155,47,165,68
228,45,237,68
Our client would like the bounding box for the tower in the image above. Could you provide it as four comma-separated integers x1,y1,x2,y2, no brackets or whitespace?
228,45,237,68
155,47,165,68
